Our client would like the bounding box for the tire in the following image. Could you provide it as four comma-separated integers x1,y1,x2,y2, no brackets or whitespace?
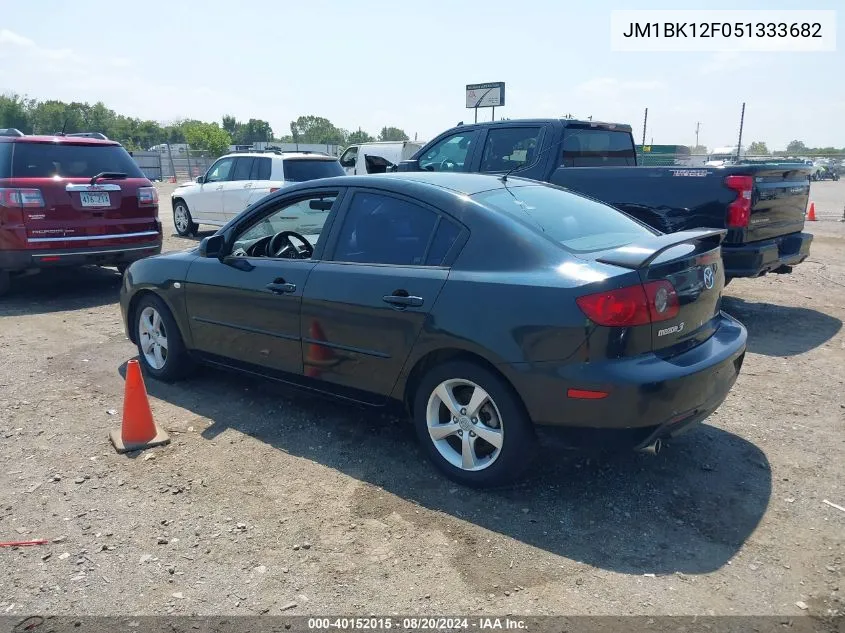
173,199,198,237
412,360,537,488
0,271,10,298
133,294,192,382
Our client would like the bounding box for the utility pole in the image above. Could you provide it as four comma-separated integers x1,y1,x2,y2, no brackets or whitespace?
641,108,648,147
695,121,700,149
736,102,746,159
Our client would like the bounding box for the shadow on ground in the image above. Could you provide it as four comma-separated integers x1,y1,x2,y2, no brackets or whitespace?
722,296,841,356
169,229,217,242
125,359,772,577
0,266,122,315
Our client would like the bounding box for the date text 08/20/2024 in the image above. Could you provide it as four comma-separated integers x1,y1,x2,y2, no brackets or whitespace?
307,617,527,630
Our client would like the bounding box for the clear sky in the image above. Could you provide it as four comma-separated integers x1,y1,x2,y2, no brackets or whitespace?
1,0,842,150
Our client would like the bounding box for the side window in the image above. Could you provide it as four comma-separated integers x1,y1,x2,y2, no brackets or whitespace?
339,147,358,168
232,157,254,181
560,129,636,167
232,194,338,256
333,192,441,266
479,127,541,173
0,142,11,178
424,218,462,266
418,131,476,172
205,157,234,183
250,157,272,180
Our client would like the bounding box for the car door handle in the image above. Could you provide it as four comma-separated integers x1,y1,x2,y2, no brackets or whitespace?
383,294,424,307
266,280,296,294
243,182,252,188
216,184,224,190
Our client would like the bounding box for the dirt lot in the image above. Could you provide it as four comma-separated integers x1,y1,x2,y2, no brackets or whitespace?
0,181,843,617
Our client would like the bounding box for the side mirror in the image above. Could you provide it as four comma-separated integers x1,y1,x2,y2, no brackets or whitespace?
395,159,419,172
198,235,225,259
195,175,206,184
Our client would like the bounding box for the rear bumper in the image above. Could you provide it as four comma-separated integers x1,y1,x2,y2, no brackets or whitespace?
0,241,162,272
501,312,747,435
722,231,813,278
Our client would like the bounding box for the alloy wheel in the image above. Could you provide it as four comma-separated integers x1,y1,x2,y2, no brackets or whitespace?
426,378,504,472
138,306,168,370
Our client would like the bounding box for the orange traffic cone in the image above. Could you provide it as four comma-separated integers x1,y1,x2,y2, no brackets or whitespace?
304,321,337,378
807,202,817,221
109,359,170,453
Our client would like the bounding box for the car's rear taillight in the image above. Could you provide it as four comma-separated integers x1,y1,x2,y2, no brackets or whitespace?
269,187,280,193
576,280,679,327
725,175,753,228
0,188,45,208
138,187,159,207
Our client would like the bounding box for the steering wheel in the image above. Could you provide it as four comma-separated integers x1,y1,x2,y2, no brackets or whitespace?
268,230,314,259
440,158,457,171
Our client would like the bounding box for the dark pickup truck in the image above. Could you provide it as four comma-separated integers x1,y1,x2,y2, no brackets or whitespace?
397,119,813,280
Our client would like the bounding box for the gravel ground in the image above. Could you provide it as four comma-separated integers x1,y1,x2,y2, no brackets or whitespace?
0,181,843,617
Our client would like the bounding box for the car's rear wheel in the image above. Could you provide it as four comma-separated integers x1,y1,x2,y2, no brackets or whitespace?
173,200,198,237
134,294,192,382
412,360,537,488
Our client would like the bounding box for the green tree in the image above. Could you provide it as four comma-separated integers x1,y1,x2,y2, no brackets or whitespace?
346,128,374,145
86,101,116,136
785,140,807,155
182,121,232,155
0,94,33,133
290,115,346,145
222,115,238,137
30,100,84,134
238,118,273,144
378,126,409,142
747,141,769,156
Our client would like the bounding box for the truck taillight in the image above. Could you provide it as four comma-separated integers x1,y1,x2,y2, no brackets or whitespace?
0,188,45,208
576,280,678,327
725,175,753,228
138,187,159,207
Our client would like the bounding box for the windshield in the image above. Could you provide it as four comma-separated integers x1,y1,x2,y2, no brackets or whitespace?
283,159,344,182
11,142,145,178
473,184,656,253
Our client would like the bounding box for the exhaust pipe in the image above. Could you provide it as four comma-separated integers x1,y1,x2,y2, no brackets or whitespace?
638,438,662,456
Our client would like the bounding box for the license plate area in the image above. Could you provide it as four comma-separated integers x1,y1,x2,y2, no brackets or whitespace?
80,192,110,207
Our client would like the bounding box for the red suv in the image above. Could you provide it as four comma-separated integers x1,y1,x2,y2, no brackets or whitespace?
0,129,162,296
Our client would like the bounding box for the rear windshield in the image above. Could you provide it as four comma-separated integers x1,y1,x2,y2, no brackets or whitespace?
473,184,655,253
11,142,145,178
560,128,636,167
282,159,344,182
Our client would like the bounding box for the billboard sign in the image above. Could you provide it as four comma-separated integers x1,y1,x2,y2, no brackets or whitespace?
466,82,505,109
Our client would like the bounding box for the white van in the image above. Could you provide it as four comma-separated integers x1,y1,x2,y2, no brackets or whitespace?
339,141,425,175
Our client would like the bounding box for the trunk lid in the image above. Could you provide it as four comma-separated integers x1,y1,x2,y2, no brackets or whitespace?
638,242,724,353
592,229,726,355
744,166,811,242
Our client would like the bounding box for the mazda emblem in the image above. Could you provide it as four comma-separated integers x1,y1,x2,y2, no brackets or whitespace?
703,265,715,290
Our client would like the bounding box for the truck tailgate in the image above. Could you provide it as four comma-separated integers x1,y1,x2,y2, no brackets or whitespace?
745,167,811,242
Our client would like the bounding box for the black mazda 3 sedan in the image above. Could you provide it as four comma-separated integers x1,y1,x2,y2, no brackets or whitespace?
120,173,746,487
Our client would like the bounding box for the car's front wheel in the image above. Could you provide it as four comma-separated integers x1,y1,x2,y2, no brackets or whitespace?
413,360,537,488
134,294,192,382
173,200,198,237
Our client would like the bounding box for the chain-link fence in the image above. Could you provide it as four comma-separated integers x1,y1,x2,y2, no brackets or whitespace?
130,149,216,182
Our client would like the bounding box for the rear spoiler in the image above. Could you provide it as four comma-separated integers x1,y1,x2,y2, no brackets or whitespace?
596,229,727,270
